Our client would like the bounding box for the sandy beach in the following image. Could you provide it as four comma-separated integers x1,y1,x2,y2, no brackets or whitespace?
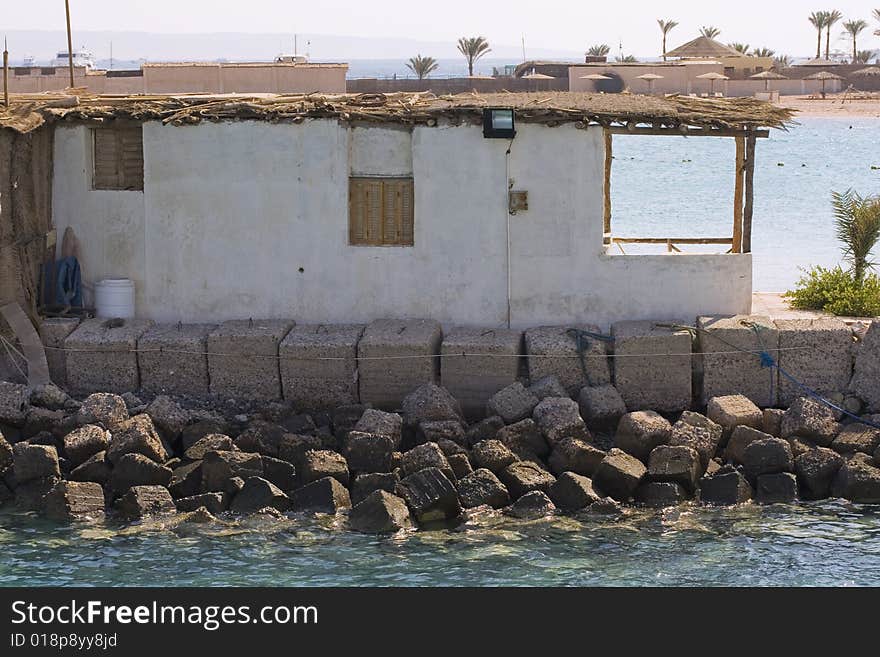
778,93,880,119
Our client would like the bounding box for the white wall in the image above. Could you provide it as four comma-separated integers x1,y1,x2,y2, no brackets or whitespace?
53,119,752,329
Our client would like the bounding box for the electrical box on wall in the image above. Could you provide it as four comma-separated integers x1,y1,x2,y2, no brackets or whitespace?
509,190,528,213
483,108,516,138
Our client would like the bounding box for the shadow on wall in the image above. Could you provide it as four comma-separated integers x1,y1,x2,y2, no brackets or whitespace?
593,72,625,94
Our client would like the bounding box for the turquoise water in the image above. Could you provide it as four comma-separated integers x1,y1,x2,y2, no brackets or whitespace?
611,117,880,292
2,501,879,587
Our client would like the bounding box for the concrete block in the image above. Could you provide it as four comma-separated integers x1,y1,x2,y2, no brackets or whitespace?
65,318,154,395
280,324,364,410
697,315,778,407
38,317,81,388
358,319,442,410
524,325,611,396
775,319,852,407
207,319,294,401
138,323,214,397
440,327,522,418
611,320,692,412
850,321,880,413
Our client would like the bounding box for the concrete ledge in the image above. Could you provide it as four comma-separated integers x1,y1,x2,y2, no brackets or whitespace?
65,318,154,394
612,320,692,412
698,315,777,408
138,324,215,397
441,327,522,418
850,321,880,413
280,324,364,409
524,325,611,396
775,318,853,407
207,319,294,401
38,317,81,387
358,319,442,410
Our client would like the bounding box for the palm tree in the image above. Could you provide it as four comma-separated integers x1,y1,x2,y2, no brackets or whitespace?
831,189,880,284
615,54,638,63
843,19,868,61
753,47,775,58
699,26,721,39
855,49,875,64
457,36,491,77
809,11,829,58
657,19,678,61
586,44,611,57
773,54,793,69
825,10,843,59
406,54,439,79
729,42,750,54
875,9,880,35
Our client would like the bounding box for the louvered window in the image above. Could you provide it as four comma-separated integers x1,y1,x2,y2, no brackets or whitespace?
92,125,144,191
349,177,414,246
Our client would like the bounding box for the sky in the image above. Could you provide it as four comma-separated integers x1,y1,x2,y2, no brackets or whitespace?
3,0,880,60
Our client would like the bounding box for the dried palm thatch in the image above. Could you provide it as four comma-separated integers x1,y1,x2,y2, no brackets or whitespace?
0,90,795,135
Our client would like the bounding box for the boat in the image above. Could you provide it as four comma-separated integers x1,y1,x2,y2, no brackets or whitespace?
51,47,96,69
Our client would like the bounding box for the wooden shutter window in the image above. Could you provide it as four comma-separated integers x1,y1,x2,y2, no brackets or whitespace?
349,177,414,246
93,125,144,191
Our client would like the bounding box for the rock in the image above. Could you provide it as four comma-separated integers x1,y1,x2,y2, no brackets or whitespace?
63,425,110,468
464,416,504,447
396,467,461,523
668,412,723,470
496,419,549,459
176,492,230,514
261,456,297,492
499,461,556,499
471,439,517,474
225,477,245,495
725,425,774,465
179,507,218,524
614,411,672,463
593,448,646,502
435,438,467,458
775,318,853,406
290,476,351,513
742,437,794,481
699,465,753,505
350,472,400,505
14,477,59,511
352,409,403,449
349,490,413,533
116,485,176,519
201,451,263,492
400,384,463,428
121,392,143,410
230,477,291,513
780,397,841,447
706,394,763,440
577,385,626,431
110,453,172,493
278,413,316,435
69,451,111,486
22,407,65,438
831,420,880,456
234,421,287,457
76,393,129,430
506,490,556,519
401,442,452,480
0,431,12,470
184,434,235,461
145,396,190,439
457,468,510,509
788,436,818,458
277,434,324,466
447,453,473,480
634,481,688,508
0,381,30,425
548,438,606,477
755,472,798,504
850,321,880,412
831,457,880,503
762,408,785,437
44,481,105,521
168,461,203,498
525,325,611,394
647,445,701,493
331,404,366,438
532,397,589,447
106,415,167,465
486,382,539,424
29,384,71,411
528,376,569,401
12,443,60,484
416,420,466,446
794,448,844,499
548,472,601,510
181,420,231,451
344,431,394,474
300,450,349,486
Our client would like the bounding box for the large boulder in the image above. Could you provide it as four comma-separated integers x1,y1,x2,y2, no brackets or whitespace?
742,437,794,481
63,425,110,468
471,439,517,474
528,376,568,401
0,382,29,426
780,397,841,447
486,382,539,424
401,442,452,479
22,408,65,438
349,491,413,534
762,408,785,437
201,450,263,492
234,421,287,457
548,472,602,510
76,392,129,429
169,460,203,498
614,411,672,463
290,476,351,513
300,450,349,487
116,485,176,519
14,477,60,511
175,492,230,514
456,468,510,509
396,467,461,523
532,397,589,447
548,438,606,477
69,451,111,486
0,431,13,470
401,384,463,428
831,455,880,503
230,477,291,513
184,434,236,461
795,447,844,499
344,431,394,474
755,472,798,504
634,481,688,508
593,448,646,501
447,453,473,480
261,456,297,492
416,420,466,447
725,425,774,465
506,490,556,519
464,416,504,447
668,412,723,470
110,453,172,493
277,434,324,466
43,481,105,521
647,444,701,493
577,385,626,431
145,395,190,438
12,443,61,484
831,420,880,456
352,409,403,449
350,472,400,505
706,394,763,440
181,420,231,451
498,461,555,500
29,383,72,411
698,465,752,505
106,415,168,465
496,419,549,459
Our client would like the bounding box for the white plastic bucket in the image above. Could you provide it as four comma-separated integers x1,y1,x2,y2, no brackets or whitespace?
94,278,135,319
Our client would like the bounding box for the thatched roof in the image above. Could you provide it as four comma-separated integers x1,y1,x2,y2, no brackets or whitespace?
665,37,743,59
0,90,795,135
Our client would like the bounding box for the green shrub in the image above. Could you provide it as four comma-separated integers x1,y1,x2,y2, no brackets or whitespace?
785,266,880,317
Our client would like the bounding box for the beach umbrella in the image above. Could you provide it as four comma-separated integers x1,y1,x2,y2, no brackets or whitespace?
695,71,729,95
636,72,664,94
750,69,788,91
850,67,880,78
522,71,555,91
805,70,844,98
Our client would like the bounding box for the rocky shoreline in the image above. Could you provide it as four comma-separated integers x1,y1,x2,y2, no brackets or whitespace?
1,377,879,534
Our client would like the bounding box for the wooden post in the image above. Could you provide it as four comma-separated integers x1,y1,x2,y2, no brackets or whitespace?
603,129,612,238
64,0,74,88
732,136,745,253
3,38,8,108
742,133,756,254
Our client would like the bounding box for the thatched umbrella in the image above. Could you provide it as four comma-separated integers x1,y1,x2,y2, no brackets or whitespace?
636,72,664,94
805,70,844,98
749,69,788,91
522,71,555,91
579,72,612,92
695,71,729,95
850,66,880,78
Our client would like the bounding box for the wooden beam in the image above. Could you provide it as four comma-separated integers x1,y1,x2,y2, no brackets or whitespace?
611,237,732,245
742,133,756,254
603,129,612,235
732,135,745,253
607,126,769,138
